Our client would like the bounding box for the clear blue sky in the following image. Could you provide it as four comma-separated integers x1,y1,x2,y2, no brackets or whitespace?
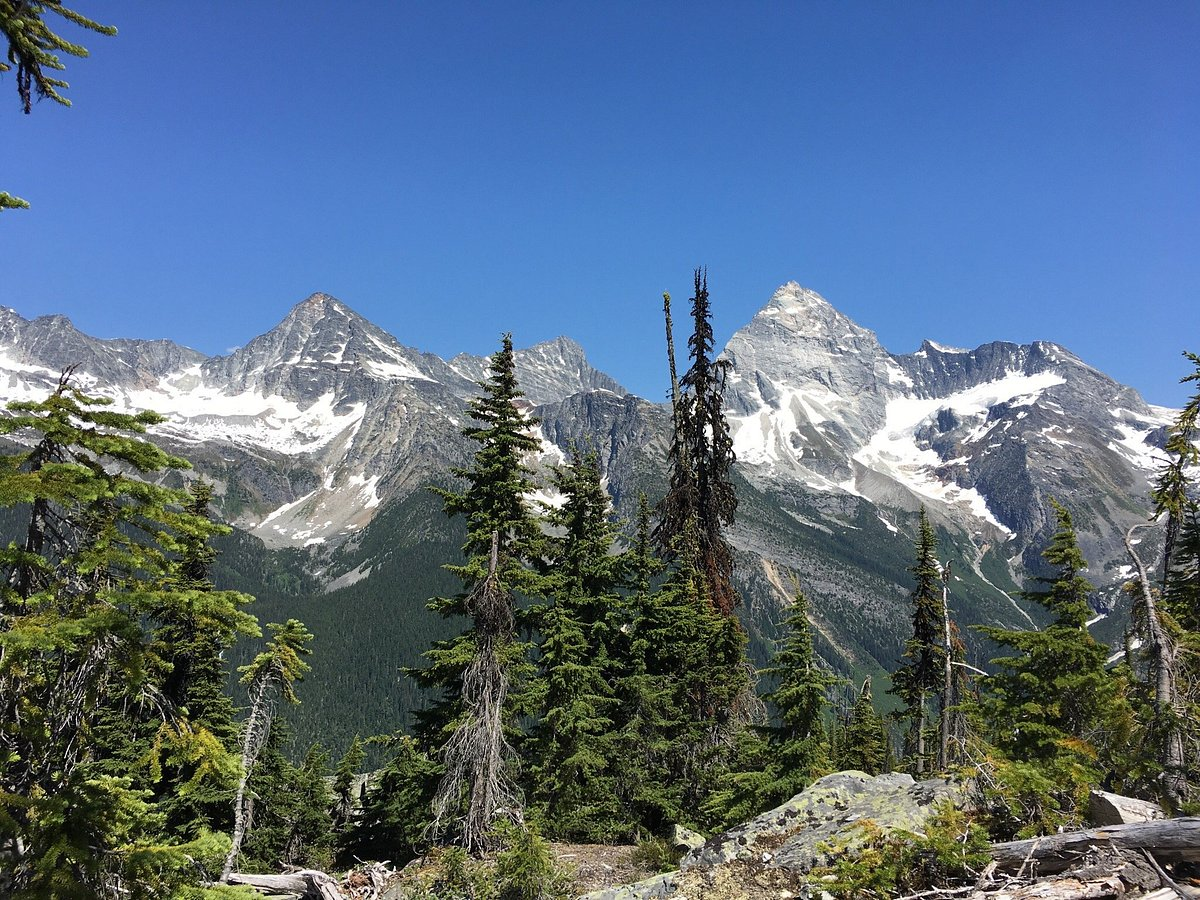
5,2,1198,407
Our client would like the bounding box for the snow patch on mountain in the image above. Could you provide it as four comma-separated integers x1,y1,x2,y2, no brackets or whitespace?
850,371,1066,533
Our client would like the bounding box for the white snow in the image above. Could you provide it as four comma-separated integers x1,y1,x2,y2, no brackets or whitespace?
850,371,1064,533
926,341,969,354
882,360,914,388
1107,423,1164,472
347,473,382,509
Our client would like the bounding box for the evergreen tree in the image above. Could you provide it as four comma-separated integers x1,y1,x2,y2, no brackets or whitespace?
838,679,889,775
656,270,740,616
416,334,542,854
1151,351,1200,598
223,618,315,881
528,450,625,841
977,501,1131,818
1,1,117,209
889,508,946,774
608,494,675,833
412,333,543,749
643,534,749,825
332,734,366,830
705,585,835,826
240,727,335,873
340,734,438,867
760,586,835,795
0,377,256,898
149,480,254,838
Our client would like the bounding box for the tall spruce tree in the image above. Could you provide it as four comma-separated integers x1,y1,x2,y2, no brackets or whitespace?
837,679,890,776
978,501,1130,815
609,494,674,833
528,450,626,840
416,334,542,854
760,586,835,794
889,508,946,774
647,271,751,825
705,585,835,827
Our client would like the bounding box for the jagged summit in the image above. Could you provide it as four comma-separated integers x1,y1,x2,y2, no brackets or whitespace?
449,334,627,406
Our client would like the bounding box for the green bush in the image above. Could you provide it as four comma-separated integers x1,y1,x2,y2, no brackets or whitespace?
811,804,990,898
627,835,681,874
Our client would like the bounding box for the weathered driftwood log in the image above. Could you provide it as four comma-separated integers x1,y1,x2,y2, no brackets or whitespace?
226,870,346,899
990,818,1200,875
967,873,1127,900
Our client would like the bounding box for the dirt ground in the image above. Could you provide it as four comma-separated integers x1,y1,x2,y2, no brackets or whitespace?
550,842,660,895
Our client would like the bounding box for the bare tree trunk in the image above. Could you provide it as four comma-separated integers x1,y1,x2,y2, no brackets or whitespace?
663,292,680,414
1125,521,1186,808
939,562,954,772
222,675,275,881
990,817,1200,874
430,533,522,855
914,686,927,775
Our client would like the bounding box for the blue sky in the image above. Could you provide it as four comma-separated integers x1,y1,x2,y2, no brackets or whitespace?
5,1,1198,406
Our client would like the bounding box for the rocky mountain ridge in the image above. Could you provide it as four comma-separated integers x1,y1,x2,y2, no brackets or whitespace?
0,285,1178,736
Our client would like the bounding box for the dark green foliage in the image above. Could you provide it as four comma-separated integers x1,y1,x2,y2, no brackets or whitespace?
419,335,541,853
889,508,946,774
976,500,1132,823
332,734,366,829
1152,351,1200,597
639,544,750,827
414,334,543,750
837,680,890,775
340,734,438,866
0,379,257,898
528,450,626,841
239,725,335,872
705,585,836,827
758,587,834,796
224,619,315,879
656,270,739,616
1168,502,1200,632
491,821,575,900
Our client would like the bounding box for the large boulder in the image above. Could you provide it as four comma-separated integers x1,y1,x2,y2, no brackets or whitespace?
580,771,965,900
684,771,963,872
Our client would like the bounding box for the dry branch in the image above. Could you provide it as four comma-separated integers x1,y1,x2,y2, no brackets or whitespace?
226,869,346,899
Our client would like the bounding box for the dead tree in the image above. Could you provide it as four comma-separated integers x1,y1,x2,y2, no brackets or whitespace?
430,533,523,855
1125,520,1186,808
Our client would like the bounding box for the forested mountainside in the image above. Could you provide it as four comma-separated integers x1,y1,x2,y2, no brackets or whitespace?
0,283,1175,749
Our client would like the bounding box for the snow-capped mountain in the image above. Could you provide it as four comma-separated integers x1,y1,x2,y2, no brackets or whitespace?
722,283,1170,589
0,284,1177,726
0,294,627,548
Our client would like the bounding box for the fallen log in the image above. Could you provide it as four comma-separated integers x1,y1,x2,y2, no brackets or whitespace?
968,873,1126,900
990,818,1200,875
226,869,346,899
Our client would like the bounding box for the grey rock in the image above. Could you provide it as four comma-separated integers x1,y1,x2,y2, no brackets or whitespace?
672,824,706,853
579,871,678,900
682,771,964,875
